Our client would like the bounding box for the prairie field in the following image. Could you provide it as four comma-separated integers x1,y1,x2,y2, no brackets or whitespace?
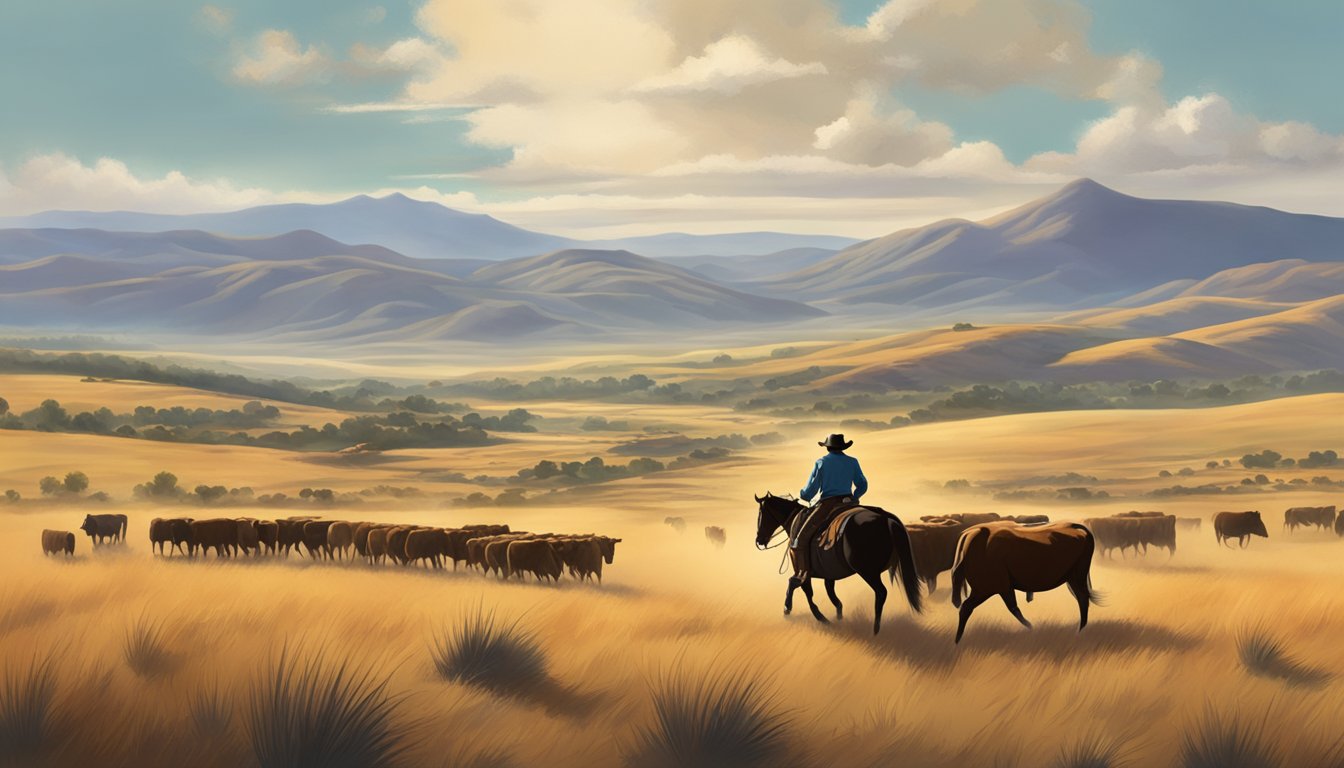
2,374,1343,767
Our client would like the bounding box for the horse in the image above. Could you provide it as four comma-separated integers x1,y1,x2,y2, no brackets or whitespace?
755,493,922,635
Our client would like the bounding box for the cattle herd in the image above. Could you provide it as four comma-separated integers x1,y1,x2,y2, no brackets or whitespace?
42,513,621,583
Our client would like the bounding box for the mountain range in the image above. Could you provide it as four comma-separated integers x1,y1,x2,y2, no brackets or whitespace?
0,179,1340,382
0,193,856,261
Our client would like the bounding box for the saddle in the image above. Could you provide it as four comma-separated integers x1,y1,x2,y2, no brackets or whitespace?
817,507,863,550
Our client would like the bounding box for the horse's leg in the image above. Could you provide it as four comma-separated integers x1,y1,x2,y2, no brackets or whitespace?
799,579,829,624
784,577,799,616
1000,590,1032,629
824,579,843,620
955,590,991,644
1025,592,1034,603
859,570,887,635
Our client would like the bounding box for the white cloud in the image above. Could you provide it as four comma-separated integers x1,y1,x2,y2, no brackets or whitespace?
349,37,447,74
812,91,953,166
634,35,826,94
198,4,233,33
233,29,330,86
322,101,466,114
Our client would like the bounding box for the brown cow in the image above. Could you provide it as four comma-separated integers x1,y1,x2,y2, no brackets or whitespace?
190,519,239,558
367,527,390,565
951,521,1098,643
386,526,420,566
704,526,726,548
1337,513,1344,538
169,518,194,556
302,520,336,560
1284,506,1336,533
1004,514,1051,525
554,537,603,581
327,522,355,561
1083,517,1142,558
1215,511,1268,548
276,518,309,557
353,523,376,560
905,519,965,593
923,512,1001,526
41,529,75,557
149,518,173,555
80,513,127,545
256,520,279,555
237,519,261,556
507,539,563,582
406,529,450,569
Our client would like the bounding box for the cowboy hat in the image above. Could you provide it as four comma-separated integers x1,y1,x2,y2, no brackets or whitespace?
819,433,852,450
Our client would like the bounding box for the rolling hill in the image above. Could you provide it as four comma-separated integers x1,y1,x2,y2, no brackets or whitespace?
756,179,1344,310
0,232,822,341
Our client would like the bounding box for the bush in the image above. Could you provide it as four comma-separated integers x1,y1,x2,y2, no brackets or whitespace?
190,681,233,738
3,490,17,503
1053,731,1132,768
38,476,61,496
62,471,88,494
432,609,548,696
248,647,408,768
1179,706,1276,768
0,655,61,761
952,322,975,331
625,668,789,768
1240,450,1281,469
123,615,171,678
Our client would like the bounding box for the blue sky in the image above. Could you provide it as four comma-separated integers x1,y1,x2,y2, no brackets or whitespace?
1,1,1340,236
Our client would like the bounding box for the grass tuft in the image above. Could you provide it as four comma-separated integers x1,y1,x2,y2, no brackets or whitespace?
1180,705,1277,768
624,667,790,768
431,608,547,696
190,680,233,738
1054,731,1132,768
0,655,61,763
247,646,409,768
123,614,171,678
1236,623,1328,687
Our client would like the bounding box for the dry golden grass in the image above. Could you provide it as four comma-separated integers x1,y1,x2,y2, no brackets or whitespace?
2,384,1344,766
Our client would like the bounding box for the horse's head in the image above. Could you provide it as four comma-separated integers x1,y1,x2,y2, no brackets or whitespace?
754,493,801,550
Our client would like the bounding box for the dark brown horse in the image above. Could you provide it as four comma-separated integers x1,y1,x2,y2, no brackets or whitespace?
755,493,922,634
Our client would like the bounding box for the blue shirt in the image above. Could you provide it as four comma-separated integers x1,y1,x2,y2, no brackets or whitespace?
801,452,867,502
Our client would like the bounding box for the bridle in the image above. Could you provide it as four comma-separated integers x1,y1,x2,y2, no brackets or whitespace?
755,495,801,551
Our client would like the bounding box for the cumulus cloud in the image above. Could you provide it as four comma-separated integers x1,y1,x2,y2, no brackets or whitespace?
233,29,330,85
349,37,447,75
0,153,287,215
634,35,826,94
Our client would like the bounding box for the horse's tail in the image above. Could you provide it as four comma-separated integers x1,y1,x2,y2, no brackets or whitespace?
950,527,980,609
885,518,923,614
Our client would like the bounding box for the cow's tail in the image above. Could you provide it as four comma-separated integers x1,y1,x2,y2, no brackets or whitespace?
119,516,128,541
885,518,923,614
950,527,979,609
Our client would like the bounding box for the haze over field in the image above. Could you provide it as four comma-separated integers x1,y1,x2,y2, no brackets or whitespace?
3,1,1343,766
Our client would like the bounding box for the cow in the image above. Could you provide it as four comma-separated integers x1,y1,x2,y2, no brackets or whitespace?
190,519,239,558
169,518,194,556
467,533,528,572
905,519,965,593
951,521,1099,643
507,539,564,582
553,537,603,581
276,518,310,557
405,529,450,569
1083,517,1141,558
485,538,519,577
367,527,390,565
664,516,687,533
41,529,75,557
237,519,261,557
149,518,173,555
353,523,376,560
1004,514,1050,525
704,526,726,548
1116,511,1166,518
1284,506,1336,533
386,527,419,566
256,520,279,555
1215,511,1269,548
302,520,336,560
80,514,127,546
1337,513,1344,539
327,522,355,561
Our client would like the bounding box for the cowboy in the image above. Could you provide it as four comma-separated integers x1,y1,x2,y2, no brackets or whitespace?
791,433,868,581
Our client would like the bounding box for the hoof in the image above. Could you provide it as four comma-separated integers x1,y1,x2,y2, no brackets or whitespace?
784,608,792,616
